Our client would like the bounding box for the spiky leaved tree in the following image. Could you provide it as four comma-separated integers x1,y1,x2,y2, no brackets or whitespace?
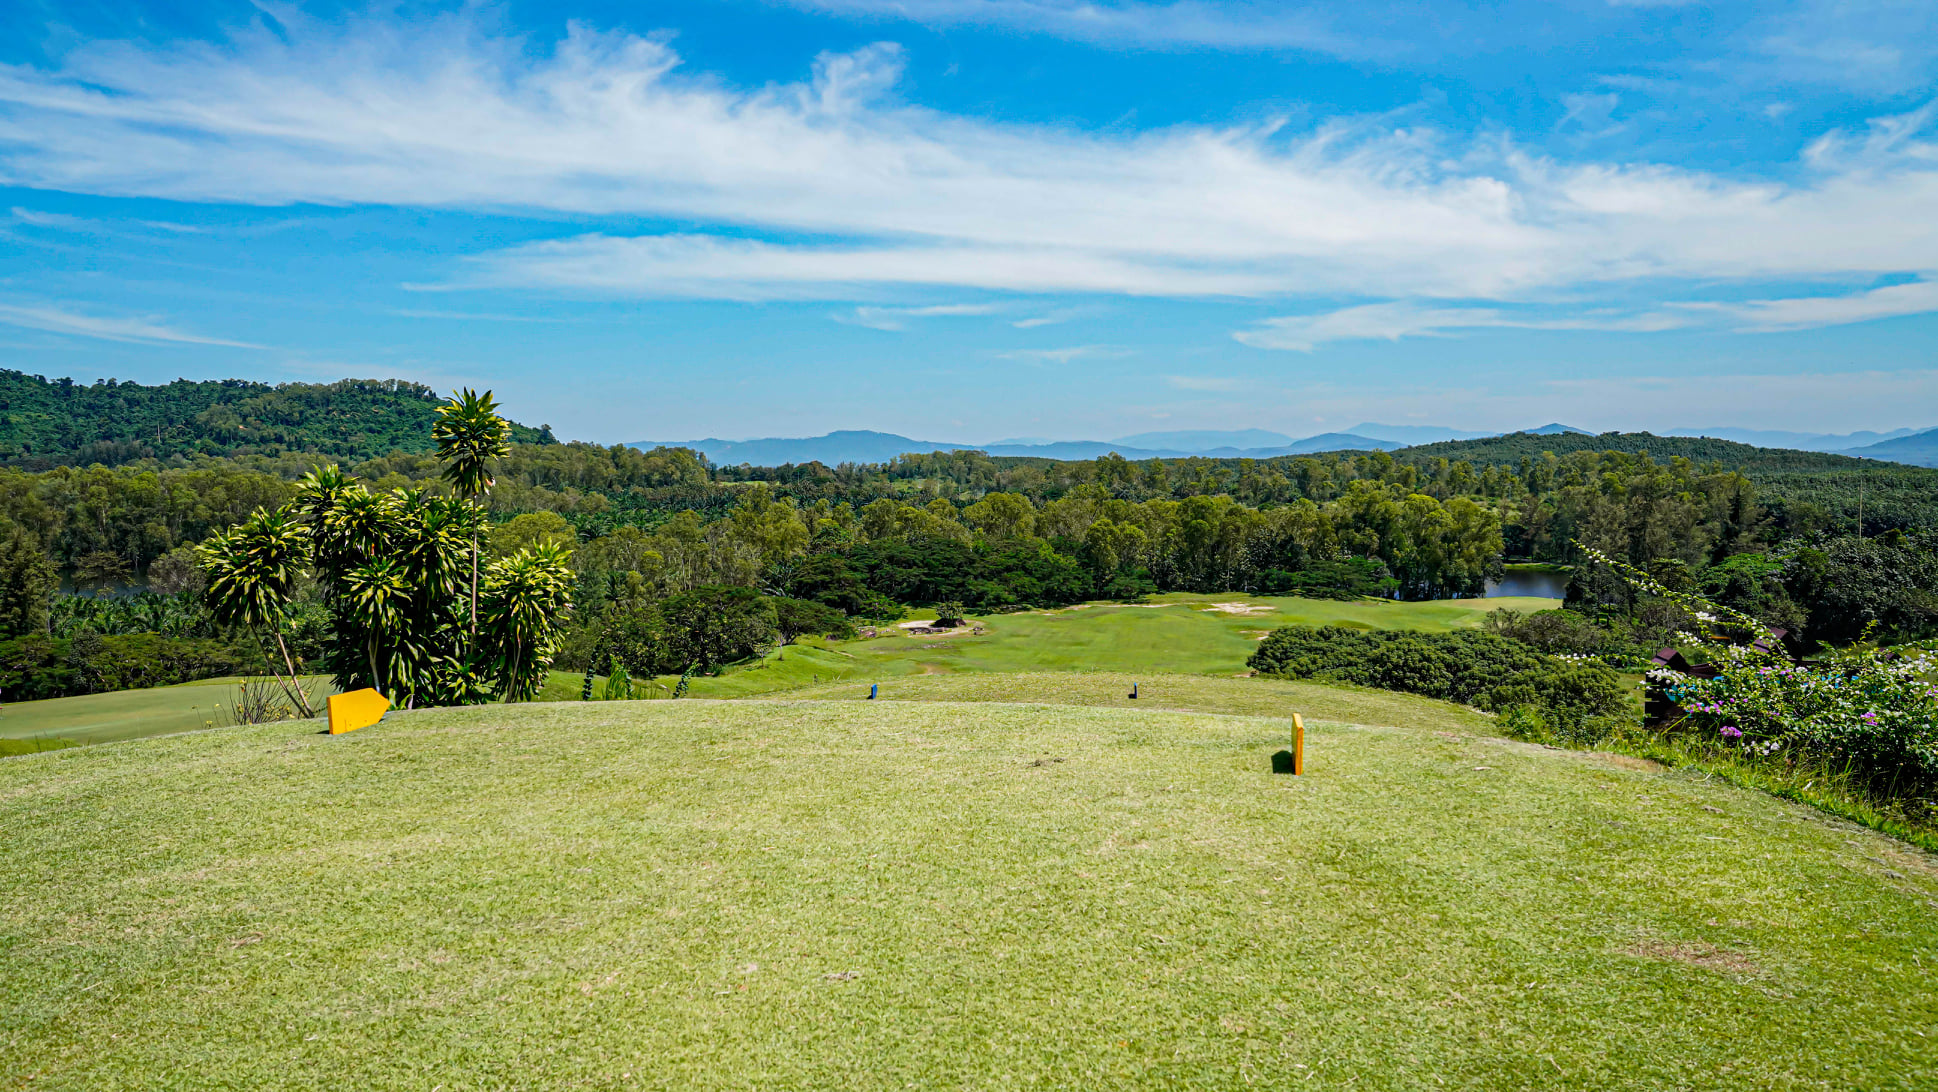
198,508,315,718
292,472,484,708
431,389,512,634
340,556,408,695
478,543,575,702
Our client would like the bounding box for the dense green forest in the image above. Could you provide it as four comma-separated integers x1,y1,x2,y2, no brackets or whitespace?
0,371,554,467
0,375,1934,701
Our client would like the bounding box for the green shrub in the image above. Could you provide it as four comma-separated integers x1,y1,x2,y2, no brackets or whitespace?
1248,626,1627,724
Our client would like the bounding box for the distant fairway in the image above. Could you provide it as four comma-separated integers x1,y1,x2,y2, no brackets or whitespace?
0,675,335,747
571,592,1552,701
4,686,1935,1089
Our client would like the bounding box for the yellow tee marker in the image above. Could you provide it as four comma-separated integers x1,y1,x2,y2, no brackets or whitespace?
328,688,390,735
1272,713,1305,775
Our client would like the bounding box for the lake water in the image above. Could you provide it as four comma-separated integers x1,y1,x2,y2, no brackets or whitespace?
1485,568,1570,600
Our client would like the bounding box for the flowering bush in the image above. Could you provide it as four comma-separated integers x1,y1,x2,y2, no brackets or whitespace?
1580,542,1938,794
1655,645,1938,793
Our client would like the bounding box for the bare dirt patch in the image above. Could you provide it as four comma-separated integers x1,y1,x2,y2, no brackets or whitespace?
1628,939,1759,975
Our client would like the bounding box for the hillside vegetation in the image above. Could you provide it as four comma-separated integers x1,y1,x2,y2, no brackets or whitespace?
4,694,1933,1089
0,371,553,468
1390,429,1882,470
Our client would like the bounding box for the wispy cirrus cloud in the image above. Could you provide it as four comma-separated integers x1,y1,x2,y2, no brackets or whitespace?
0,300,264,348
768,0,1372,55
2,14,1937,331
1165,374,1245,391
1234,301,1690,351
1238,277,1938,351
837,302,1001,330
995,345,1130,363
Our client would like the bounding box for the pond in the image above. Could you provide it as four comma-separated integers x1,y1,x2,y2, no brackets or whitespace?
1484,566,1570,600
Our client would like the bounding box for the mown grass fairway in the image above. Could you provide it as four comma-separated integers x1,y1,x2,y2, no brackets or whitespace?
5,690,1935,1089
563,592,1553,702
0,676,335,747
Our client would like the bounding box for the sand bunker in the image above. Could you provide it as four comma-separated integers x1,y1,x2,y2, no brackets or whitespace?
1199,602,1275,615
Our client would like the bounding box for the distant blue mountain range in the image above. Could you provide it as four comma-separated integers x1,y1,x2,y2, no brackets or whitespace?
628,429,1408,465
629,422,1938,467
1661,426,1925,453
632,425,1584,465
1837,427,1938,467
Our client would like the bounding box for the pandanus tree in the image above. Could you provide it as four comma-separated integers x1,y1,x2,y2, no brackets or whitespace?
197,508,315,717
432,388,512,633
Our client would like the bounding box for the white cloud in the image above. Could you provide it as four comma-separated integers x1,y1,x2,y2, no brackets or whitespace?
1011,307,1089,328
0,301,264,347
1234,301,1691,351
837,302,1000,330
10,205,206,234
1,15,1936,315
995,345,1129,363
10,206,93,229
769,0,1368,55
467,234,1287,299
1678,277,1938,332
1747,0,1938,94
1165,374,1245,391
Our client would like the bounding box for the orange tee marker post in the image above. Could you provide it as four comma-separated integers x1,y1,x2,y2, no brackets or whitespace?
327,688,390,735
1272,713,1305,775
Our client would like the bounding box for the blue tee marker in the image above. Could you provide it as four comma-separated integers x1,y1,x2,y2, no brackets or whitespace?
869,683,878,700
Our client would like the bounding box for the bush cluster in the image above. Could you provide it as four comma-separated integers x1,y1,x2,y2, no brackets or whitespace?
1247,625,1628,727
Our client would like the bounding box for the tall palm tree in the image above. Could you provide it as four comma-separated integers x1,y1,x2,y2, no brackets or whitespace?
431,389,512,634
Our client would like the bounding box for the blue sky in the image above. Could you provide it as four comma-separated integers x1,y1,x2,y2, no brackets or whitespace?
0,0,1935,443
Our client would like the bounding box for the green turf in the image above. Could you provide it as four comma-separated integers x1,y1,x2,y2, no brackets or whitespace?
755,669,1497,735
1,594,1537,747
4,690,1934,1089
558,592,1549,703
0,676,335,746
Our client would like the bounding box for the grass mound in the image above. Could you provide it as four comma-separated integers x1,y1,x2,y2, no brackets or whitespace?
5,697,1935,1089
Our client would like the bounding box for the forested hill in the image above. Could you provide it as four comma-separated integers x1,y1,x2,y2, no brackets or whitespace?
1394,430,1886,471
0,372,554,468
